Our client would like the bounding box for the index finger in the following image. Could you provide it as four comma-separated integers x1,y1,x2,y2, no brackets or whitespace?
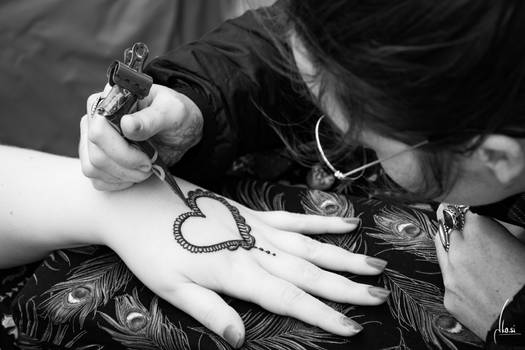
256,211,361,234
87,114,151,169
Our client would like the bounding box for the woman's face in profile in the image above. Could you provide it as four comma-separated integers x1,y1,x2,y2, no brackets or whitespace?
290,34,516,206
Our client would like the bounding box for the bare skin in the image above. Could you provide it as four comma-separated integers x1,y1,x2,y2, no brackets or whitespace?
81,84,203,191
1,146,391,348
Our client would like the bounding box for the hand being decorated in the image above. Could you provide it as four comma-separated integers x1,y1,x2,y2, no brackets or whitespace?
100,177,390,348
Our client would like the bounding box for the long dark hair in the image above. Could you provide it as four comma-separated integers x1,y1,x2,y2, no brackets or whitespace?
267,0,525,198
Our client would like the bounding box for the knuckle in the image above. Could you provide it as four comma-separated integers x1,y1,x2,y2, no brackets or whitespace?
279,286,307,307
89,148,108,169
129,171,149,183
154,281,188,306
301,236,320,260
91,179,109,191
223,258,255,290
300,263,322,284
80,160,97,178
173,97,187,118
87,118,106,144
296,218,309,233
159,282,184,299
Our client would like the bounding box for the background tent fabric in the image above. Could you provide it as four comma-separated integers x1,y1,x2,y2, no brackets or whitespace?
0,0,247,156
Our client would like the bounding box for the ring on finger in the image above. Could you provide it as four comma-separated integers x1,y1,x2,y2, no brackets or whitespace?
90,96,104,117
437,204,469,252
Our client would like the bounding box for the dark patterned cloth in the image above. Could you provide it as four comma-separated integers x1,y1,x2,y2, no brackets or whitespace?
0,264,39,350
0,179,485,350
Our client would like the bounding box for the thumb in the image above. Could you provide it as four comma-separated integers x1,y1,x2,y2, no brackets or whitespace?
168,284,246,348
120,105,175,141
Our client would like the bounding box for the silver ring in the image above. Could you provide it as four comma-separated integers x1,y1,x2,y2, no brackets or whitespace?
90,96,103,117
438,205,469,252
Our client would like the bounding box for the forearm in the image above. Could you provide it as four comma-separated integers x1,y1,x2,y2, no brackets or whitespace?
0,146,105,267
0,145,198,268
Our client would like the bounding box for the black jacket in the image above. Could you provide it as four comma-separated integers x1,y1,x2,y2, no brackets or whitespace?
145,3,316,186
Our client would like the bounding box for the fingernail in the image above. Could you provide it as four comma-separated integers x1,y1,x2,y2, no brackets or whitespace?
340,316,363,334
342,217,361,225
365,257,388,271
139,164,151,172
223,325,243,349
368,286,391,300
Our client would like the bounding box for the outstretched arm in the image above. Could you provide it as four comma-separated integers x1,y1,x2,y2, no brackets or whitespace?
1,145,390,347
0,145,105,266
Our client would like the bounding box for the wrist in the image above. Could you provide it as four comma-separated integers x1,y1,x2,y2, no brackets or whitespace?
96,175,193,249
45,160,109,248
0,148,107,266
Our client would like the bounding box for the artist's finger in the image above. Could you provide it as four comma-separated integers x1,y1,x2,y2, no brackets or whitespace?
87,141,151,183
80,116,121,182
263,229,386,274
256,210,360,234
259,252,389,305
235,272,363,336
81,141,129,193
88,114,152,171
90,179,134,192
80,117,129,184
167,283,245,349
121,86,185,141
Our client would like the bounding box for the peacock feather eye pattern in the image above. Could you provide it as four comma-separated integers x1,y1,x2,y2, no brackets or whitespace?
368,206,438,263
301,190,355,218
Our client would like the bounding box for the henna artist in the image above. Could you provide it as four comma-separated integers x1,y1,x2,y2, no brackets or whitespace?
79,0,525,348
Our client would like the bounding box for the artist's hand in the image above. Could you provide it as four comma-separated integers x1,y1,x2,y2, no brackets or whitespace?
435,204,525,339
79,83,203,191
101,178,390,348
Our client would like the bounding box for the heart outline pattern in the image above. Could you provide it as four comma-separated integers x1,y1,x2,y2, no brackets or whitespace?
173,189,256,253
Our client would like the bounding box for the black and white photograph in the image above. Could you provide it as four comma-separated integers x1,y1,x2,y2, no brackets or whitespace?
0,1,524,349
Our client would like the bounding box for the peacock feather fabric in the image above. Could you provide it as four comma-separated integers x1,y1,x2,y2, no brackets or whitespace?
0,179,483,350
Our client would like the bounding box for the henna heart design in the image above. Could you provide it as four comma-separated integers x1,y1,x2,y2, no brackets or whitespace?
173,189,256,253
